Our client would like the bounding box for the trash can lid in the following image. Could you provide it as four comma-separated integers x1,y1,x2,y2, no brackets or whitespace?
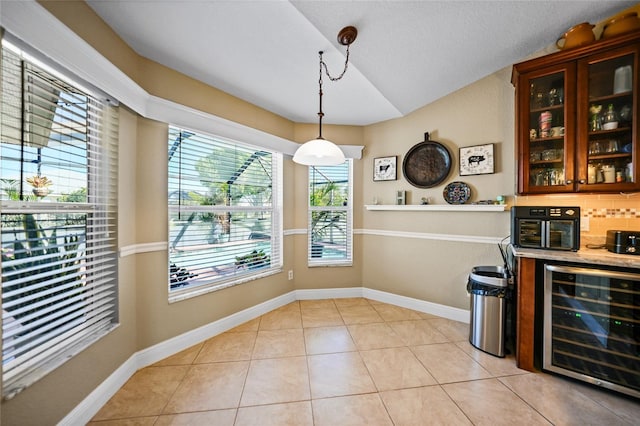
469,285,508,297
470,266,508,288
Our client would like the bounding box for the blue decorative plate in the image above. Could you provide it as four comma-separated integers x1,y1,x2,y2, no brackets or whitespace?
443,181,471,204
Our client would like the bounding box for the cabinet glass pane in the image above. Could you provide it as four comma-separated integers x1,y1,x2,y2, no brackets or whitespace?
528,72,566,188
587,54,634,185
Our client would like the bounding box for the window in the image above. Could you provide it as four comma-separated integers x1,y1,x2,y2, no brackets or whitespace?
308,160,352,266
0,44,119,398
168,127,282,300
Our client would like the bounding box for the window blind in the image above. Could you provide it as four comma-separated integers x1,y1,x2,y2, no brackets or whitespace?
168,126,282,299
308,160,353,266
0,44,119,399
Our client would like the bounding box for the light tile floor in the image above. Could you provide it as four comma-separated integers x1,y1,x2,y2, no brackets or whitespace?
89,298,640,425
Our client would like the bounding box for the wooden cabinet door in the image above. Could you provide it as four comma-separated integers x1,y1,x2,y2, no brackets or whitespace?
516,63,577,194
513,32,640,195
576,44,640,192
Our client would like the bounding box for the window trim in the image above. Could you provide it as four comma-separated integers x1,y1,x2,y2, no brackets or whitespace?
307,159,353,267
167,126,283,303
0,44,119,399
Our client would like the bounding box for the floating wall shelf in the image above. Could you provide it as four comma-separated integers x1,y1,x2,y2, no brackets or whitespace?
364,204,508,212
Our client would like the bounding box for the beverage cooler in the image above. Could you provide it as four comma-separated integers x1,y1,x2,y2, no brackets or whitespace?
543,264,640,398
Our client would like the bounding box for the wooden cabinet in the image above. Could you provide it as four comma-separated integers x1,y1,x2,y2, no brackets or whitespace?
513,32,640,194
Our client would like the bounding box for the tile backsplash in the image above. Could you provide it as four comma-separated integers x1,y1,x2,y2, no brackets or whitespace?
514,193,640,245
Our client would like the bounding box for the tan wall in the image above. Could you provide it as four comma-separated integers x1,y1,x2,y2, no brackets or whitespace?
1,107,300,426
38,0,140,81
138,57,295,141
291,123,365,289
3,3,302,424
134,118,296,349
38,0,295,142
5,2,639,425
2,107,140,425
361,69,516,309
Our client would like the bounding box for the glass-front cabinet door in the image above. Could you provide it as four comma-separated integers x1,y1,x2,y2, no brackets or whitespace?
518,64,576,194
577,46,639,192
514,33,640,195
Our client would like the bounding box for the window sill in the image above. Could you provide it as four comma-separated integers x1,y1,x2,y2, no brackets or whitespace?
308,261,353,268
168,267,283,303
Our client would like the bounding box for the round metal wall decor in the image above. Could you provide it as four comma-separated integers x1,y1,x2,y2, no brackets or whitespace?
402,132,452,188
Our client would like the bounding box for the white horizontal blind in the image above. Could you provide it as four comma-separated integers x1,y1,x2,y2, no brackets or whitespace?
308,160,353,266
0,45,119,399
168,126,282,297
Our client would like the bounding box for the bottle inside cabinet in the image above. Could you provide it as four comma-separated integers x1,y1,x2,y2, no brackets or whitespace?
586,54,634,185
528,72,566,187
514,32,640,194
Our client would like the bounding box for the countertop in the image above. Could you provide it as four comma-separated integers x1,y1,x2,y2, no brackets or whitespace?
511,246,640,269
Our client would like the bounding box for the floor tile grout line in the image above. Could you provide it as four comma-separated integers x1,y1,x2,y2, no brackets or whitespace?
99,299,631,425
305,350,316,425
560,377,638,423
152,356,197,419
495,376,553,424
300,303,315,424
438,382,480,426
233,313,263,425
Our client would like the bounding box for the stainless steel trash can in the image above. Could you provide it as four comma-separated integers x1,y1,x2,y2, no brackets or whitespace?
467,266,509,357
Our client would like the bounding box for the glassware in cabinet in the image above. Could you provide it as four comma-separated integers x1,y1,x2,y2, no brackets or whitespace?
514,33,640,194
526,71,569,191
580,50,636,189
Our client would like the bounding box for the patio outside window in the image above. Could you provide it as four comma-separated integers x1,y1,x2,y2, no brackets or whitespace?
0,44,119,398
167,126,283,301
308,160,353,266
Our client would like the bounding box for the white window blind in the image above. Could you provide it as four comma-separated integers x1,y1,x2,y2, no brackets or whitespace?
168,126,282,300
308,160,353,266
0,44,119,399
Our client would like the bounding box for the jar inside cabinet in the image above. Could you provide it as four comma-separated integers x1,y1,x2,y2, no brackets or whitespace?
514,33,640,194
585,53,634,186
528,72,567,188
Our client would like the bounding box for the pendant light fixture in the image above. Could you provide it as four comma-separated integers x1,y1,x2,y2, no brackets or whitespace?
293,26,357,166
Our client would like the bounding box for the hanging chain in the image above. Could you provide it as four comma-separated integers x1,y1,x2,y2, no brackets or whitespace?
317,52,325,138
319,44,351,82
316,45,351,139
318,51,324,94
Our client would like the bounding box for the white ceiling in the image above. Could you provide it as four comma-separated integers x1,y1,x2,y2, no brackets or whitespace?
86,1,635,126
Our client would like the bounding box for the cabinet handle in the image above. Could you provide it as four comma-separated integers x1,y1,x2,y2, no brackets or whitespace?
566,179,573,184
578,179,586,184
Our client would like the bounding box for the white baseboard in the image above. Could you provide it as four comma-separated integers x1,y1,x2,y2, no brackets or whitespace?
60,291,296,426
136,291,297,367
58,354,139,426
60,287,468,425
362,288,470,323
294,287,363,300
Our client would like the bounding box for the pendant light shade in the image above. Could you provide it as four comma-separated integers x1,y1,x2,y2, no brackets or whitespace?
292,26,357,166
293,137,345,166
